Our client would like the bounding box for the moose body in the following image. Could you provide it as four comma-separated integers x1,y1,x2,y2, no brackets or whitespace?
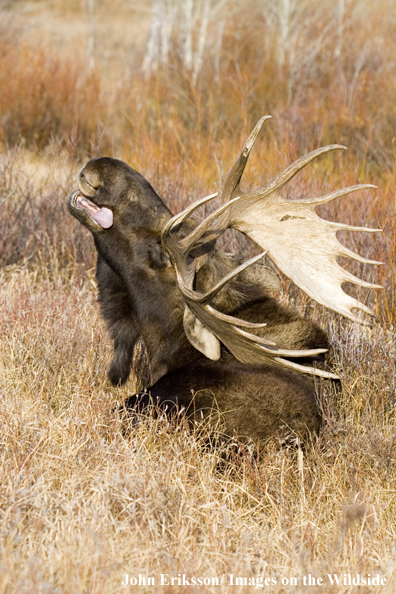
68,119,381,443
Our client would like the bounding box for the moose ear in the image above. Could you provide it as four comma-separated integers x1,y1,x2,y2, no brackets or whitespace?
147,242,172,269
183,306,221,360
241,264,282,292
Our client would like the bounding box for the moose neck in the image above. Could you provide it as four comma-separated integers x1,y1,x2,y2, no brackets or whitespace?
94,226,197,384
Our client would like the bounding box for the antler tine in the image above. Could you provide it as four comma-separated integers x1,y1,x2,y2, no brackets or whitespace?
220,115,272,206
178,196,240,254
176,251,269,305
301,184,377,206
162,192,218,238
330,223,382,233
161,192,219,288
252,144,347,200
338,265,382,290
335,244,383,266
272,358,339,380
234,325,326,356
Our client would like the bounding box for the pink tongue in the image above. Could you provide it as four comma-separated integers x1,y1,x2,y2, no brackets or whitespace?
92,207,114,229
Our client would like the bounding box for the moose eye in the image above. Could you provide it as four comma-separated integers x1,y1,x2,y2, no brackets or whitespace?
79,170,100,192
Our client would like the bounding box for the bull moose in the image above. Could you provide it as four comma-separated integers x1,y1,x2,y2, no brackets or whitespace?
68,117,381,442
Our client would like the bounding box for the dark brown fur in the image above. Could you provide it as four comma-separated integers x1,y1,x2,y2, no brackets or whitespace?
68,157,331,442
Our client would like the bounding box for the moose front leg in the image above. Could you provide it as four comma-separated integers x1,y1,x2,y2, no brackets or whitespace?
96,254,147,387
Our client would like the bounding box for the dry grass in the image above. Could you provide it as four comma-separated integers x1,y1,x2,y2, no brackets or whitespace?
1,267,396,592
1,1,396,592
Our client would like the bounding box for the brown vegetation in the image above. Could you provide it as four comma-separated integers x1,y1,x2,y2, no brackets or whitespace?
0,0,395,592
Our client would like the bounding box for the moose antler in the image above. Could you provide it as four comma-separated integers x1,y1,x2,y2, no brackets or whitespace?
161,117,382,379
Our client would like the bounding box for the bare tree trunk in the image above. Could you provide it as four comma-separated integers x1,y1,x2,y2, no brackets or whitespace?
214,17,226,83
141,0,164,79
161,0,177,67
183,0,194,69
278,0,290,69
141,0,228,84
87,0,95,70
334,0,345,61
192,0,211,85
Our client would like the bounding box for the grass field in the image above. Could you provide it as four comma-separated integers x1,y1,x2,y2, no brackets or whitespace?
1,1,396,592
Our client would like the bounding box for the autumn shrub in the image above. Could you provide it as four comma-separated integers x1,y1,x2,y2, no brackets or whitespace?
0,38,107,151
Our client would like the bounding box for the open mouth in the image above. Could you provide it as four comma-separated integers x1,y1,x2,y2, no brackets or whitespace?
73,193,114,229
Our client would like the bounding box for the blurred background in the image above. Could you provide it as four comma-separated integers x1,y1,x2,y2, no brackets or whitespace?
2,0,395,163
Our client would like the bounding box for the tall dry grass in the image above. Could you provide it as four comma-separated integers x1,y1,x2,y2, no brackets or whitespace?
1,265,395,592
1,0,396,592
